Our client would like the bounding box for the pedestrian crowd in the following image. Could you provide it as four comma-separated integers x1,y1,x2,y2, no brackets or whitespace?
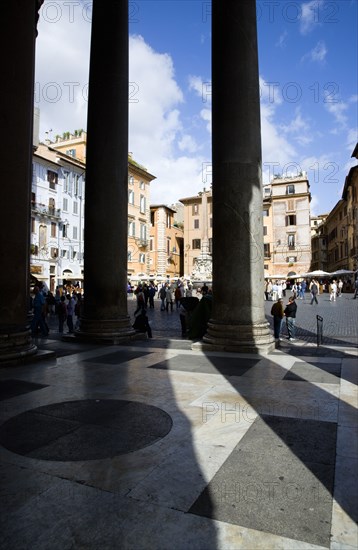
30,283,83,337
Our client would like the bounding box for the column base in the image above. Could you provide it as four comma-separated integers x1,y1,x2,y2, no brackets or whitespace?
0,327,37,364
75,317,136,344
196,319,275,354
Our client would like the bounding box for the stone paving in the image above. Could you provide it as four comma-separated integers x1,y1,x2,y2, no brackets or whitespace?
0,292,357,549
125,292,358,347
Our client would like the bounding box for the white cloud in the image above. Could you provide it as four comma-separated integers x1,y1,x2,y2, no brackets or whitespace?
300,0,325,35
275,30,288,48
178,134,199,153
301,40,327,64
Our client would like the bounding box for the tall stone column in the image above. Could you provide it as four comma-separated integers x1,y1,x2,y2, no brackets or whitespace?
0,1,42,362
78,0,135,341
203,0,274,352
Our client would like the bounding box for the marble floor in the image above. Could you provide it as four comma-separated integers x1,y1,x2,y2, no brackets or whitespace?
0,338,357,549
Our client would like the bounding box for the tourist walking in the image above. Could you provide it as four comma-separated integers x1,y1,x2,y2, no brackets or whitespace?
31,286,48,337
66,294,75,333
271,298,284,345
58,295,67,334
310,279,319,305
159,284,167,311
330,280,337,302
337,279,343,297
284,296,297,341
165,285,174,312
353,278,358,299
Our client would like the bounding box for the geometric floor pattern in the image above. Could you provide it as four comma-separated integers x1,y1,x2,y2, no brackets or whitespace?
0,399,172,461
0,335,357,550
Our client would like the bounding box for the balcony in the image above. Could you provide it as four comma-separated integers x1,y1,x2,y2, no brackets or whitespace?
137,239,148,248
31,202,61,219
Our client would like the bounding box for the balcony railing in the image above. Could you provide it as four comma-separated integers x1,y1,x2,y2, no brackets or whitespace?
31,202,61,219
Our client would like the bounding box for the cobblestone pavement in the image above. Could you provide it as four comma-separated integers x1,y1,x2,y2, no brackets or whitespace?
45,291,358,348
129,291,358,347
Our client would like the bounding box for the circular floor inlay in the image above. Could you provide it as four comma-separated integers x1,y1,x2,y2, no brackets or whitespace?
0,399,172,461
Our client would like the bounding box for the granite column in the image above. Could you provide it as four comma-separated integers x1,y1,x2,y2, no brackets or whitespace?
78,0,135,341
203,0,274,352
0,1,41,362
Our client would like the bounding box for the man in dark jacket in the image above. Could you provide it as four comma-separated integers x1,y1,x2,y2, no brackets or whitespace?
284,296,297,341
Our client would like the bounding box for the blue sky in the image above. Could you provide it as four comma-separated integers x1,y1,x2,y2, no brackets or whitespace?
35,0,357,213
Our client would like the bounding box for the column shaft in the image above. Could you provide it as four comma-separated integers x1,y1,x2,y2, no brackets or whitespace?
79,0,134,341
203,0,274,352
0,1,40,362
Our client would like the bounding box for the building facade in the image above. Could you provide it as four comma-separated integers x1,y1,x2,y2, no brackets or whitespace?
311,144,358,273
31,144,86,291
51,132,156,280
127,156,156,278
149,205,183,279
310,214,328,272
263,174,312,276
179,189,213,278
180,176,312,279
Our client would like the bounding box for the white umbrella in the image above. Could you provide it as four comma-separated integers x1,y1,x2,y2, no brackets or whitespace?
304,270,331,277
330,269,355,276
264,274,287,279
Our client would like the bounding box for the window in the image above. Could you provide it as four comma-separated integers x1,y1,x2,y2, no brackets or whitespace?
140,195,146,214
262,209,269,217
287,234,295,249
61,249,67,258
73,201,78,214
166,213,171,228
63,171,70,194
63,198,68,212
194,219,199,229
31,192,36,206
47,170,58,190
31,217,35,233
263,226,267,236
51,222,56,238
139,253,145,263
49,197,56,214
140,180,145,189
128,175,134,185
62,224,68,238
150,238,153,251
285,214,296,226
209,238,213,253
128,220,135,237
286,256,297,263
286,184,295,195
287,199,295,211
128,251,132,262
264,243,270,257
128,189,134,205
167,239,170,255
210,217,213,228
192,204,199,215
73,227,78,240
66,149,76,158
50,247,58,259
150,211,155,226
192,239,201,250
140,223,147,242
73,174,80,195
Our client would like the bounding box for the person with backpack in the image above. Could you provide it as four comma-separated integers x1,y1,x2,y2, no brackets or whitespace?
310,279,319,305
